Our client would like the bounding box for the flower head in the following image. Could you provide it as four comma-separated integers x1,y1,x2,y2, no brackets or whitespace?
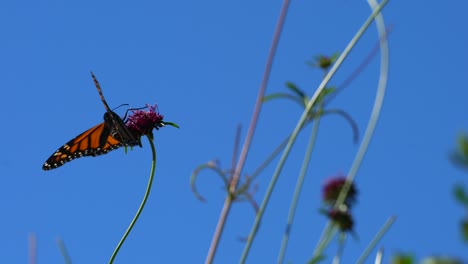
317,55,332,70
307,53,339,71
322,176,357,208
126,104,165,139
328,209,354,232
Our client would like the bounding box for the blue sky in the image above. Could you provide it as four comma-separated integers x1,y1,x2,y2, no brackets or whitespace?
1,1,467,263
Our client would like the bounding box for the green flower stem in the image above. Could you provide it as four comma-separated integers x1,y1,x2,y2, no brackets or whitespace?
277,111,322,264
240,2,387,262
355,216,396,264
108,135,157,264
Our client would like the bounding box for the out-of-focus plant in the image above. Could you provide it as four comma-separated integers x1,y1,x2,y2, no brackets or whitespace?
190,1,393,264
451,134,468,243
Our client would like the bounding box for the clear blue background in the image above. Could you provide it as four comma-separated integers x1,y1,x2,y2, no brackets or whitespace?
1,1,467,263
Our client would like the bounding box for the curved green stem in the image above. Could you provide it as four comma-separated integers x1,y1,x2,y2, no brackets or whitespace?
311,0,389,261
320,109,359,143
190,164,230,202
277,110,322,264
108,136,157,264
335,0,389,213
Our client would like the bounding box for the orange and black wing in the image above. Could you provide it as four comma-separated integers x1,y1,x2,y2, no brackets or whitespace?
42,121,124,170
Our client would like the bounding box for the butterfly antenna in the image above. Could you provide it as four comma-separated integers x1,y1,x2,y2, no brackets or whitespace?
122,105,149,120
113,103,130,111
90,72,112,112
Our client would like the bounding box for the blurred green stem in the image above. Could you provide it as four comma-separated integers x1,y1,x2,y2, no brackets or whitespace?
277,110,322,263
333,233,346,264
241,1,388,262
57,238,72,264
311,0,389,260
334,0,389,213
355,216,396,264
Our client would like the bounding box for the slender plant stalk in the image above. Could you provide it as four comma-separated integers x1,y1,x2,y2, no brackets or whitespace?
204,1,291,263
308,223,336,264
109,136,157,264
332,233,346,264
249,120,314,182
250,136,289,181
241,2,388,262
228,0,290,190
277,112,322,263
250,107,357,183
374,248,384,264
56,238,72,264
249,128,301,182
311,0,389,260
29,233,36,264
230,125,242,178
325,25,393,105
355,216,396,264
334,0,389,212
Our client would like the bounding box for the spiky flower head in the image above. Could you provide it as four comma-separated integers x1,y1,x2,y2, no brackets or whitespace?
328,209,354,232
322,176,357,208
126,104,165,139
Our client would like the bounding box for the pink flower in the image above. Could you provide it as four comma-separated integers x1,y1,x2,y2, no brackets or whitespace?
322,176,357,208
126,104,165,138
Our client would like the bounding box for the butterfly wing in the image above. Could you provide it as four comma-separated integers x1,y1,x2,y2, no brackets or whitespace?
42,121,124,170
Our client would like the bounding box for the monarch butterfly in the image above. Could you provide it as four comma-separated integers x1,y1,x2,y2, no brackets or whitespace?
42,73,140,171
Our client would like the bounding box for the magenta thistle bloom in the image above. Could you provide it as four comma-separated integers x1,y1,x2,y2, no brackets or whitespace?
126,104,165,139
328,209,354,232
322,176,357,208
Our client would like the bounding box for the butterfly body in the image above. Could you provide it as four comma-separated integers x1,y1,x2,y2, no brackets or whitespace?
104,111,140,146
42,73,139,171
